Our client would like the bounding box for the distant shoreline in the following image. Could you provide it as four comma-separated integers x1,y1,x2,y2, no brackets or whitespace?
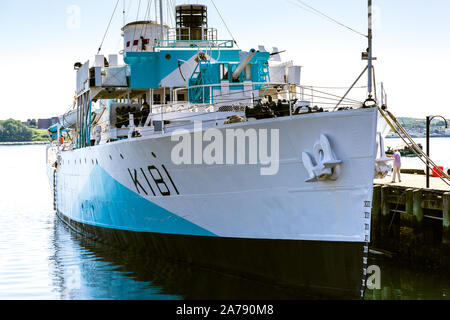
0,141,48,146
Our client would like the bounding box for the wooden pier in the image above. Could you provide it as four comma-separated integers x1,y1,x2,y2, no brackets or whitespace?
371,174,450,269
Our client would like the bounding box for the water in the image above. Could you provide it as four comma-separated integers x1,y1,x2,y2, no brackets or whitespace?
385,137,450,170
0,144,449,300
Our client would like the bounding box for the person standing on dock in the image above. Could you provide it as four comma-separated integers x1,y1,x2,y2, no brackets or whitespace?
391,149,402,183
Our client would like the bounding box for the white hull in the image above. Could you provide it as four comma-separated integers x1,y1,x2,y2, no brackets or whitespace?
49,108,378,243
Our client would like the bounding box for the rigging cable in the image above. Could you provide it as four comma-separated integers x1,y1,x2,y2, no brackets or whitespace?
131,0,143,52
210,0,240,49
115,0,134,52
167,0,175,27
138,0,154,48
97,0,121,54
286,0,368,38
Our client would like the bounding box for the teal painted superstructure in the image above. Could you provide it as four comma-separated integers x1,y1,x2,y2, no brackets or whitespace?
124,45,271,104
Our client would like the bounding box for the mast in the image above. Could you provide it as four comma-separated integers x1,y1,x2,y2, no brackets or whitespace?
123,0,126,26
159,0,164,40
367,0,373,99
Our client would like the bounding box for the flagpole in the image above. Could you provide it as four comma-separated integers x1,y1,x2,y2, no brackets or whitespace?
367,0,373,99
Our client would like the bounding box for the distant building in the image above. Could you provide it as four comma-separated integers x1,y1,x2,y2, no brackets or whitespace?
38,117,59,129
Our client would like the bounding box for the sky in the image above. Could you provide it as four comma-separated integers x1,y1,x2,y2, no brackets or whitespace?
0,0,449,121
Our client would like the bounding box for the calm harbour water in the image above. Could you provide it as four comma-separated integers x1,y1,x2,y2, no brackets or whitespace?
0,142,449,300
385,137,450,170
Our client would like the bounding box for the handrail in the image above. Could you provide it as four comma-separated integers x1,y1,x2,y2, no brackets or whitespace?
155,39,234,48
143,82,365,128
173,82,363,107
67,81,368,148
166,27,218,42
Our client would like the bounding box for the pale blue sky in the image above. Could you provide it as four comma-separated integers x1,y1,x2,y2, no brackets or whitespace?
1,0,449,120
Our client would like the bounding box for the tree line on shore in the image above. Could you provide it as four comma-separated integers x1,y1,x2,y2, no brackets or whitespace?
0,119,47,143
398,117,449,131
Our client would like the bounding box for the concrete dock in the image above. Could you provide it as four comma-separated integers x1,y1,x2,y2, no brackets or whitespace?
374,173,450,192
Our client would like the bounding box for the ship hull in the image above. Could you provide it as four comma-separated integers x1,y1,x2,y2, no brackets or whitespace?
48,108,378,299
57,210,364,299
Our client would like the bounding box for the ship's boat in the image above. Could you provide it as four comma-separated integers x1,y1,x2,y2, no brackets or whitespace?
46,1,388,299
58,108,77,129
386,143,423,157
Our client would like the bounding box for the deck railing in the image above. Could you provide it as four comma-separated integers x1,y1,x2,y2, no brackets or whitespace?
169,82,365,109
67,82,369,147
155,39,234,48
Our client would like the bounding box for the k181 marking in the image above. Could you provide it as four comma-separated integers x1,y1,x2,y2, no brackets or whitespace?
128,164,180,197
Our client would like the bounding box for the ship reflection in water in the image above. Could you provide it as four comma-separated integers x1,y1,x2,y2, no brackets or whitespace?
50,217,318,300
365,254,450,300
50,216,450,300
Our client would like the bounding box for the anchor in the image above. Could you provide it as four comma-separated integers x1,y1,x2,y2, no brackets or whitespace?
302,134,342,182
